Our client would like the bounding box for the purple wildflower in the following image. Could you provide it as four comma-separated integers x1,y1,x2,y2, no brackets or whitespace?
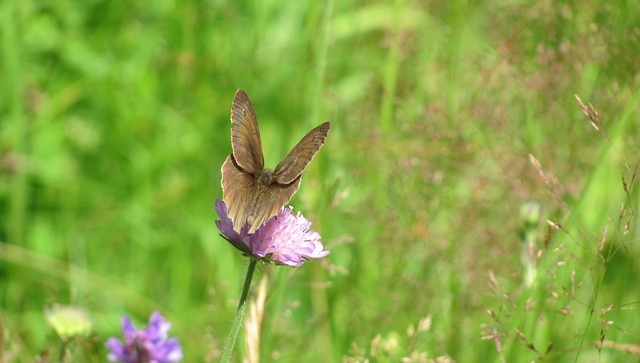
105,311,183,363
215,199,330,267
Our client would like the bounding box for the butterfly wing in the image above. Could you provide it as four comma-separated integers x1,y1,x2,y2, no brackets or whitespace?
246,177,302,234
221,154,258,233
231,89,264,175
272,122,331,184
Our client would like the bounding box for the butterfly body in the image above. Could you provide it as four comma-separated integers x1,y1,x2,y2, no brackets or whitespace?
258,169,273,186
221,90,330,234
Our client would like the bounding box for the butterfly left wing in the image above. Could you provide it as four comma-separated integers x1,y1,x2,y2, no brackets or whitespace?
272,122,331,185
221,154,258,233
231,89,265,176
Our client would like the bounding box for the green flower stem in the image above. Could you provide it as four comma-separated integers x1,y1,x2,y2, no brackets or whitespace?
57,340,67,363
221,258,258,363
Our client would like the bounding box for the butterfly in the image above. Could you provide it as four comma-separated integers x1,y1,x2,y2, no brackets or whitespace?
221,89,331,234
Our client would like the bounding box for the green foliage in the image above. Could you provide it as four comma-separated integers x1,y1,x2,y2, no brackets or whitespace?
1,0,639,361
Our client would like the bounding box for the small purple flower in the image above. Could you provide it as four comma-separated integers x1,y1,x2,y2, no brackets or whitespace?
105,311,183,363
215,199,330,267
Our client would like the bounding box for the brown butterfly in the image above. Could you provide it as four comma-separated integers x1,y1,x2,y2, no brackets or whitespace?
221,89,331,234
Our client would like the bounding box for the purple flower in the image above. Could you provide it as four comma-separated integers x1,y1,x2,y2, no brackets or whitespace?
215,199,330,267
105,311,183,363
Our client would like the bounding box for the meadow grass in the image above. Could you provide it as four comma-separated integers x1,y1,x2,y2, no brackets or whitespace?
1,0,640,362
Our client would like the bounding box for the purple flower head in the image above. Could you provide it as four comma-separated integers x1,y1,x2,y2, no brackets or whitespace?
215,198,330,267
105,311,183,363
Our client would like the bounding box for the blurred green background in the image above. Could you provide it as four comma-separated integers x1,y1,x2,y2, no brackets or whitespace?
1,0,639,362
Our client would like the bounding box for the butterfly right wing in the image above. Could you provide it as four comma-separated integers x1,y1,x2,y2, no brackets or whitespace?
221,154,258,233
246,176,302,234
272,122,331,185
231,89,264,175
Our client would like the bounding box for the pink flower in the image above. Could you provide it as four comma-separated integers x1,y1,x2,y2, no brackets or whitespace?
215,199,330,267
